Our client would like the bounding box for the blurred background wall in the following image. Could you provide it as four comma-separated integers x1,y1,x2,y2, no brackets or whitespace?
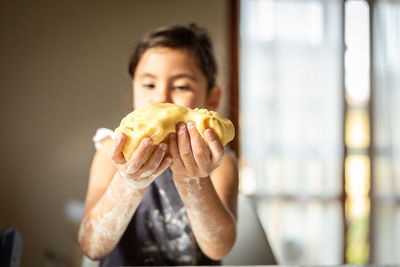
0,1,230,266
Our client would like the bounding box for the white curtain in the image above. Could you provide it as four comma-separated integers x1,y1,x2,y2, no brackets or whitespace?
239,0,343,264
373,0,400,263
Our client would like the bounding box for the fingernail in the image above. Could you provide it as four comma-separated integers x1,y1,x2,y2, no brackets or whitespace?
169,133,176,140
159,143,167,151
179,123,186,133
187,122,195,130
166,157,172,164
144,138,153,146
205,129,216,141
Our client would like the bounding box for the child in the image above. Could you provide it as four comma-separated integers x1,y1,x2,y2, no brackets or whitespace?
78,23,239,266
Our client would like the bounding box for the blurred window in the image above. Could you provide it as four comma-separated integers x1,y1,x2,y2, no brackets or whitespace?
373,0,400,263
239,0,400,264
239,0,343,264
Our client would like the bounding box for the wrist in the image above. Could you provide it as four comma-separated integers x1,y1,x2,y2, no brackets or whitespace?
172,175,210,185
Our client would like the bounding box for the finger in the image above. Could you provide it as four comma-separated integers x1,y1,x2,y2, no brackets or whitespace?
152,156,173,178
177,122,198,169
110,133,127,164
205,129,225,165
138,142,168,178
168,132,185,170
186,121,211,170
125,137,153,174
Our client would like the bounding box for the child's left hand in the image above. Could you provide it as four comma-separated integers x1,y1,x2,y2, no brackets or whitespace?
168,121,226,180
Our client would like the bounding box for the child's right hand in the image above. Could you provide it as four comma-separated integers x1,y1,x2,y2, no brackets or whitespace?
110,133,172,188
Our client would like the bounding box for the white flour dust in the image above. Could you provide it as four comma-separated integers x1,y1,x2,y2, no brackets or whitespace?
181,177,223,244
119,171,154,188
79,172,144,257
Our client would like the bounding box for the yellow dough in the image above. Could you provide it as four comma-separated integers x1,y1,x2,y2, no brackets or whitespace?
114,103,235,160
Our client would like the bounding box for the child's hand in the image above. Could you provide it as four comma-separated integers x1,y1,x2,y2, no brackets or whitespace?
168,122,225,180
110,133,172,188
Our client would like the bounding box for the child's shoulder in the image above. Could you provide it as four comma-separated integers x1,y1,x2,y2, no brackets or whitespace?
90,128,117,181
92,128,115,150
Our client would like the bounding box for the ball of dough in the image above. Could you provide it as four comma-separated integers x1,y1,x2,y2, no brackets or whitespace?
114,103,235,160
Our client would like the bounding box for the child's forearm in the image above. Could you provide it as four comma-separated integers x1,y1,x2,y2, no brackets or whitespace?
173,176,236,260
78,171,147,260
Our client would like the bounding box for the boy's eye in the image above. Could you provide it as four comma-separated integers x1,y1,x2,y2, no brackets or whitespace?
143,84,155,89
174,86,190,91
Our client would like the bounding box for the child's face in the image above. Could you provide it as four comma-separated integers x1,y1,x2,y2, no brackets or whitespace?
132,47,214,110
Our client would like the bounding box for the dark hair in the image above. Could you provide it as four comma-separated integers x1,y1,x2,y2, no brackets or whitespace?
128,23,218,91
